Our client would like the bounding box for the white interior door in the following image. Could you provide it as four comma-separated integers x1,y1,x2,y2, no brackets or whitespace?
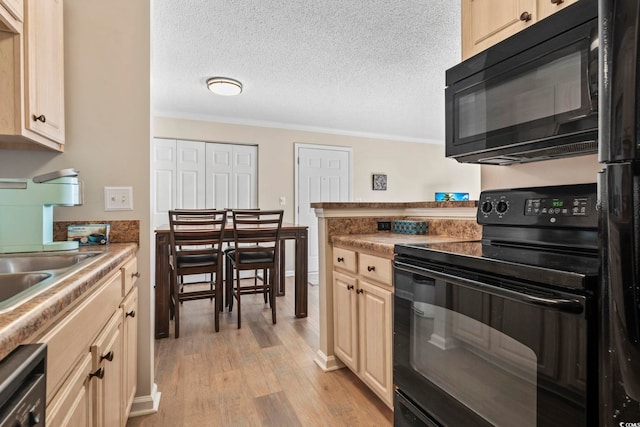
152,138,176,228
232,145,258,209
296,145,351,275
205,143,233,209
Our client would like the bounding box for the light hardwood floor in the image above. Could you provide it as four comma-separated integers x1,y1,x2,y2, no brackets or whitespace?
127,278,393,427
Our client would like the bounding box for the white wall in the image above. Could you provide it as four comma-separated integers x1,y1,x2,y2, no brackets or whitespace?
481,154,601,190
154,116,482,219
0,0,154,407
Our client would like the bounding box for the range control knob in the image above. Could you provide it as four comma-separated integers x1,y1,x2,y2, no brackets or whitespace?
496,200,509,214
481,201,493,214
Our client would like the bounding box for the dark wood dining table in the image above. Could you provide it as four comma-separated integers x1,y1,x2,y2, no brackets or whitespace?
154,223,309,338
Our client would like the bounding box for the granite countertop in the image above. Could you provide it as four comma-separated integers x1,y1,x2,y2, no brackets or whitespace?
331,233,478,257
0,243,137,361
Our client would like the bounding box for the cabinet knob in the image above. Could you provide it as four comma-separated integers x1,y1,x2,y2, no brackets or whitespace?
367,265,376,272
132,271,141,278
100,350,114,362
126,310,136,318
89,367,105,380
356,289,364,294
519,11,532,21
337,257,344,263
347,284,354,290
550,0,564,4
32,114,46,123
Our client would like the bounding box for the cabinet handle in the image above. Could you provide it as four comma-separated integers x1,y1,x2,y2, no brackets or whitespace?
32,114,46,123
100,351,114,362
356,289,364,294
519,11,532,22
132,272,141,278
367,265,376,272
89,367,104,380
126,310,136,318
550,0,564,3
337,257,344,263
347,284,354,290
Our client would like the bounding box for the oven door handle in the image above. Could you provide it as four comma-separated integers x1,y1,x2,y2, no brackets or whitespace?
394,261,584,314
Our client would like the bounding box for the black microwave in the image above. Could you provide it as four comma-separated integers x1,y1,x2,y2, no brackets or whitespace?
445,0,598,165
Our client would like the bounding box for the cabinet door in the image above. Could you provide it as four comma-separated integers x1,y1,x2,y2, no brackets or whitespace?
358,280,393,406
461,0,536,60
92,310,124,427
24,0,65,143
333,271,358,371
121,287,138,419
47,354,94,427
537,0,579,19
1,0,23,22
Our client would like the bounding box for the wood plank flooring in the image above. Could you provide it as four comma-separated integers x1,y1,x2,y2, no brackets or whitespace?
127,278,393,427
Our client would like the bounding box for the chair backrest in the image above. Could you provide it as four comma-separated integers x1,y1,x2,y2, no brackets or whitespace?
231,209,284,264
168,209,227,262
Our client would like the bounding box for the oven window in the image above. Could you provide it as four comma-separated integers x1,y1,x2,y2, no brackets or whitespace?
457,50,583,140
410,285,537,427
394,265,589,427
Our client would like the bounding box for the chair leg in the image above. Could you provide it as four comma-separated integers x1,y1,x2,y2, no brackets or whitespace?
226,257,232,311
270,277,277,324
214,268,220,332
174,276,181,338
236,273,241,329
263,268,268,304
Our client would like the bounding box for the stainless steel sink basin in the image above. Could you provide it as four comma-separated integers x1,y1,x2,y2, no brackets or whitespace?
0,252,101,274
0,251,107,312
0,272,52,304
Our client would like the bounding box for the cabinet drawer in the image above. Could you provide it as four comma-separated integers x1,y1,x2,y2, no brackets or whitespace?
36,270,122,405
333,247,357,273
121,257,138,297
359,253,392,285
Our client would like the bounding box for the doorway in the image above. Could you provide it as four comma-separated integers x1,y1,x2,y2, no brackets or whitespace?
295,144,352,280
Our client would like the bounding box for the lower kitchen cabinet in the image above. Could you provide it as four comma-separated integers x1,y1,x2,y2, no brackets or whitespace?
332,245,393,408
32,254,138,427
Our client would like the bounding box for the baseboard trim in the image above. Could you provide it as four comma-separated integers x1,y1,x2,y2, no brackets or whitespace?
128,383,162,418
314,350,344,372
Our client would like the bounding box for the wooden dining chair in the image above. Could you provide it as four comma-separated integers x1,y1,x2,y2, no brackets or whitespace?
168,209,226,338
225,209,283,328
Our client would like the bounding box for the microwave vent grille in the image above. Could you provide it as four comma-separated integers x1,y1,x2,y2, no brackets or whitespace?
478,140,598,165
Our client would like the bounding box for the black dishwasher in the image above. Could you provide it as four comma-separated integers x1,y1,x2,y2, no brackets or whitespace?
0,344,46,427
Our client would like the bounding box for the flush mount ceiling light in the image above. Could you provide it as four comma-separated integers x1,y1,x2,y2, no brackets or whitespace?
206,77,243,96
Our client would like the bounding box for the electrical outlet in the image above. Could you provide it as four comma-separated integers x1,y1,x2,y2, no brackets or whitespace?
377,221,391,231
279,196,286,206
104,186,133,211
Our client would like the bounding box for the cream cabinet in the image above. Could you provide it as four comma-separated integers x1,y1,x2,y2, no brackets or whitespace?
0,0,65,151
1,0,22,22
461,0,580,60
32,254,138,427
332,246,393,408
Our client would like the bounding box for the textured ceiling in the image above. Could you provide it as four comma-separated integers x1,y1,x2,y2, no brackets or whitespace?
152,1,461,143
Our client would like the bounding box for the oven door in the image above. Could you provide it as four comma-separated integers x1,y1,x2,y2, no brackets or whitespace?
393,258,594,427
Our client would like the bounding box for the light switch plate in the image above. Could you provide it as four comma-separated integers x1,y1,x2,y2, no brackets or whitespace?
104,186,133,211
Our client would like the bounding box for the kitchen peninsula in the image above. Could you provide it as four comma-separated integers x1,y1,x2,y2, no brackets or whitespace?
312,200,481,407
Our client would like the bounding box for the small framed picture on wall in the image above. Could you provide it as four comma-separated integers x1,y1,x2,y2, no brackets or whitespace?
372,174,387,191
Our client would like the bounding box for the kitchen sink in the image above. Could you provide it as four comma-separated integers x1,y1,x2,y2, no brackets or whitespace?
0,252,102,274
0,251,106,312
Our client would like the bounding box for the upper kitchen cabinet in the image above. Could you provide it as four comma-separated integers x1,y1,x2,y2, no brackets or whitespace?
462,0,536,60
461,0,580,60
537,0,579,20
0,0,65,151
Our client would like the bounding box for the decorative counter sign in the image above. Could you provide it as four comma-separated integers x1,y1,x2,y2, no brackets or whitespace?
372,174,387,191
67,224,110,245
435,192,469,201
